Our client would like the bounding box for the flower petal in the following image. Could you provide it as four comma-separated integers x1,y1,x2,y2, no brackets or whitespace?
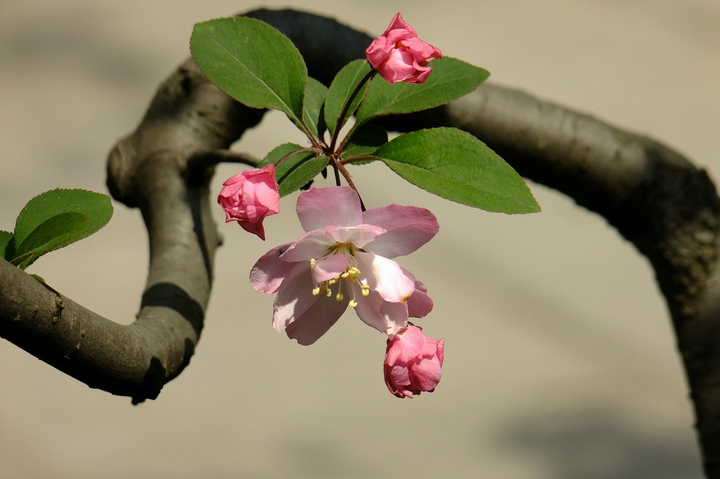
383,13,417,41
402,267,433,318
355,251,415,303
326,225,385,249
280,227,337,263
296,187,363,232
286,293,349,345
312,254,349,284
361,204,439,258
250,243,295,294
411,340,444,390
352,287,408,336
272,265,318,333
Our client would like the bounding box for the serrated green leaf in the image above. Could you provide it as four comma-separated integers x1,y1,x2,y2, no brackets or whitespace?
324,60,372,137
260,143,330,197
303,77,328,140
191,17,308,122
371,128,540,214
12,212,96,269
340,123,388,161
355,58,489,126
0,230,13,261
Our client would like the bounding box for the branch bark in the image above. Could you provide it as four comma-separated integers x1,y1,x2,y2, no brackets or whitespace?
1,8,719,475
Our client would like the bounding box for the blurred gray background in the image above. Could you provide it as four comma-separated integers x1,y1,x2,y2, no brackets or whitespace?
1,1,718,478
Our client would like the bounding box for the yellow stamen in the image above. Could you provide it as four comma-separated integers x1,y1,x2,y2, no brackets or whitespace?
308,246,368,302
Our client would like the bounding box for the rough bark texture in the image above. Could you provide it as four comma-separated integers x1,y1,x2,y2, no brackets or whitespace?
1,7,720,476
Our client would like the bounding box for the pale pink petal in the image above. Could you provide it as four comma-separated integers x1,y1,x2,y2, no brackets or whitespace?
362,205,439,258
296,187,362,232
281,224,386,263
286,293,348,345
312,254,349,284
352,287,408,336
407,285,433,318
280,228,337,262
355,251,415,303
325,225,385,248
250,243,295,294
272,266,318,333
401,267,433,318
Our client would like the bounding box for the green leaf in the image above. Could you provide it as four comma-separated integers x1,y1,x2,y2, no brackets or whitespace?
12,212,96,269
190,17,308,122
302,77,328,140
371,128,540,214
324,59,372,137
340,123,388,162
11,188,113,268
355,58,489,126
260,143,330,197
0,230,13,261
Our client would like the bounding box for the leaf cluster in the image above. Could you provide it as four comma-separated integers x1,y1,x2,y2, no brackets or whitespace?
191,16,539,214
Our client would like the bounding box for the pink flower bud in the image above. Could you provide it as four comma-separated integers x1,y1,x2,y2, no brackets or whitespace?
384,325,444,398
366,13,442,85
217,164,279,240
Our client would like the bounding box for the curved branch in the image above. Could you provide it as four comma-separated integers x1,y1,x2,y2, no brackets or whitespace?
1,10,720,475
444,84,720,476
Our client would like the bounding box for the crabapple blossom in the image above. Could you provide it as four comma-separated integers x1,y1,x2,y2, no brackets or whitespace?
365,12,442,84
250,186,438,345
384,324,445,398
217,164,279,240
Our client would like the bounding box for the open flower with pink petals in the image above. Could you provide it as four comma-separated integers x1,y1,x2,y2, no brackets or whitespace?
250,186,439,345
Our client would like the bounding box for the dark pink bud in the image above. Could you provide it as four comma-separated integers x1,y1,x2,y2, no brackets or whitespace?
384,325,444,398
217,164,279,240
366,13,442,84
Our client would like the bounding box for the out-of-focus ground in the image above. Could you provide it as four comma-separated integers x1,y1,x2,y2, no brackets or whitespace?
1,1,718,477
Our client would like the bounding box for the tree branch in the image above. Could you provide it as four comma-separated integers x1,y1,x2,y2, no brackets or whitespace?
2,9,720,476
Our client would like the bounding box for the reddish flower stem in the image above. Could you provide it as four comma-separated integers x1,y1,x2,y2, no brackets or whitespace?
329,68,378,155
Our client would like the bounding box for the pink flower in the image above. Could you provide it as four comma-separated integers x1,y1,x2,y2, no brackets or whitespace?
218,164,280,240
384,325,444,398
250,186,439,345
366,12,442,84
